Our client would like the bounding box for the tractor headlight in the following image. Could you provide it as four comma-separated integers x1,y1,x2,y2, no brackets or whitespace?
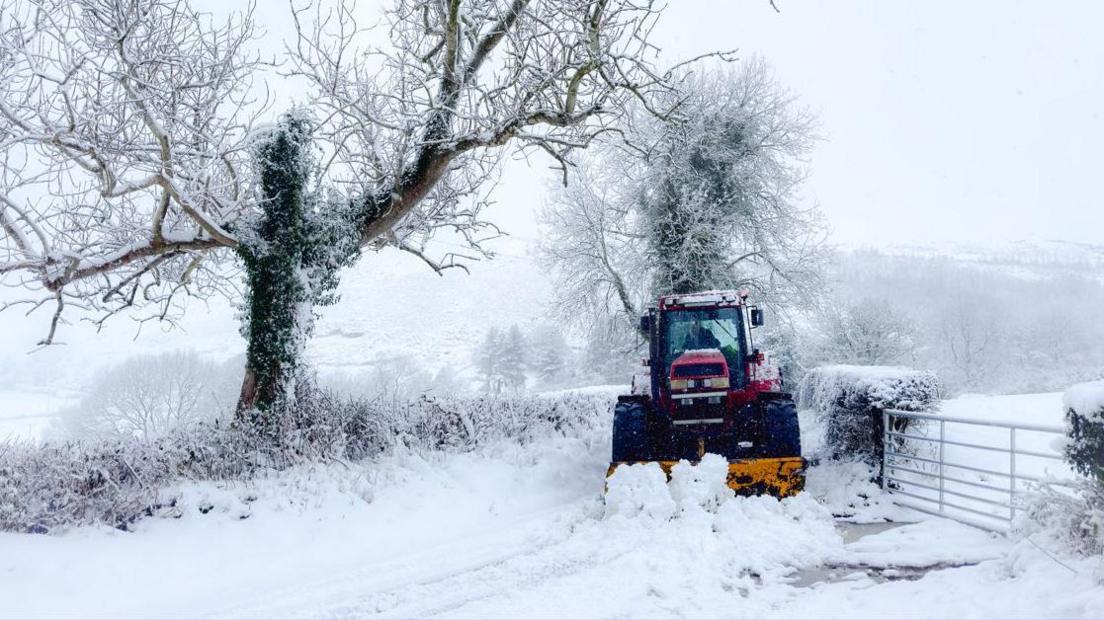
712,377,730,389
670,379,688,390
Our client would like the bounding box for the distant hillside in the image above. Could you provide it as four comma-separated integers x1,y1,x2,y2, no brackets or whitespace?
307,242,554,379
865,240,1104,279
825,241,1104,395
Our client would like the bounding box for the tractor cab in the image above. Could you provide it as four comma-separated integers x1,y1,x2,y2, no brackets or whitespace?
612,289,804,498
637,290,781,406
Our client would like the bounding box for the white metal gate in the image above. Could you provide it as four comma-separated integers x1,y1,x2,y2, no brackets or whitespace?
882,409,1073,532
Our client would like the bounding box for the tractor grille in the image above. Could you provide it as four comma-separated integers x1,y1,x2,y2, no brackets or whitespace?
673,363,724,378
671,398,726,424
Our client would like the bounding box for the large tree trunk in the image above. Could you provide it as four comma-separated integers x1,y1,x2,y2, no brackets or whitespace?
236,254,311,420
235,114,315,422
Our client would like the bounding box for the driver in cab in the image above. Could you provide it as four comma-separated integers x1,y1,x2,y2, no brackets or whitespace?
682,319,720,350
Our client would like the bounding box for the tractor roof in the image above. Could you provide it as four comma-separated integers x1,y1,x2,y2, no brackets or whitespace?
659,289,748,310
676,349,727,360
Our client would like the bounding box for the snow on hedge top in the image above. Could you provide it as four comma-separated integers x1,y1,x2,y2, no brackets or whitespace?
1064,380,1104,418
798,365,941,412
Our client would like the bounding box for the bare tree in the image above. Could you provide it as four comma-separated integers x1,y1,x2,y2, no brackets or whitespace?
2,0,708,420
0,0,267,342
541,58,825,339
806,297,918,367
60,350,239,441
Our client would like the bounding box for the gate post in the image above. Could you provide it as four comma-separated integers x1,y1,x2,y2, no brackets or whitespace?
881,409,889,491
939,419,945,513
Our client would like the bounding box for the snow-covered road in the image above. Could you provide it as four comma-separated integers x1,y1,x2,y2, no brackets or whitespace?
3,394,1103,619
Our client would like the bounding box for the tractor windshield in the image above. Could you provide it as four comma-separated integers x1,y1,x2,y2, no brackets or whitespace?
662,307,746,386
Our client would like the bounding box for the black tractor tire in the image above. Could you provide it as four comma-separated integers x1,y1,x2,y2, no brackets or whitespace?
761,397,802,458
611,398,650,462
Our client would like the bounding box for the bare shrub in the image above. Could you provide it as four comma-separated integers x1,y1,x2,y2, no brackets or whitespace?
1020,483,1104,557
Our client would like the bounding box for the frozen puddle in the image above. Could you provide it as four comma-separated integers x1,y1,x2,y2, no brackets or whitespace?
789,563,947,588
789,519,1001,588
836,520,907,544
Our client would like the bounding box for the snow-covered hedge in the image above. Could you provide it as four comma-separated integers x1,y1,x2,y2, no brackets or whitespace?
1064,380,1104,486
798,365,941,466
0,392,609,533
1015,381,1104,557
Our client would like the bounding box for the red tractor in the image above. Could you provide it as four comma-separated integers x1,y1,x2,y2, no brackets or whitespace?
608,290,805,497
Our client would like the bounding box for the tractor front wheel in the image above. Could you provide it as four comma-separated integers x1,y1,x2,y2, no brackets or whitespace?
611,398,650,462
761,397,802,458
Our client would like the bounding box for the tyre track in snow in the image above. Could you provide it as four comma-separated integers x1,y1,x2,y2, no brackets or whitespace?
210,499,605,619
326,535,633,620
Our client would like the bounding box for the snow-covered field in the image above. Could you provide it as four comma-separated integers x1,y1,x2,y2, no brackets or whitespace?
2,391,1102,619
0,388,81,443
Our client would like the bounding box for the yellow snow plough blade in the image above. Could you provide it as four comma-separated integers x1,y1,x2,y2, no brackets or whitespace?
606,456,806,498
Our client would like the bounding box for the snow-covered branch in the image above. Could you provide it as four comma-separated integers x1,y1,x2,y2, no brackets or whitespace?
0,0,267,339
289,0,690,270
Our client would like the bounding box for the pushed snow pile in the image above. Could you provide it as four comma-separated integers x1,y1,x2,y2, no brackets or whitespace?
605,455,736,520
668,453,734,513
799,365,941,464
603,462,676,520
603,453,844,599
1063,380,1104,486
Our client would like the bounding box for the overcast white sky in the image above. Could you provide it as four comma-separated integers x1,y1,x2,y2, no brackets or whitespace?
657,1,1104,247
215,0,1103,249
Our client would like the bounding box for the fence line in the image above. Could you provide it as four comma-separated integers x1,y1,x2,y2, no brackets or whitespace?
882,408,1072,533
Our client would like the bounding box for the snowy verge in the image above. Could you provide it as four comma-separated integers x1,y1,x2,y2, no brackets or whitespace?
0,393,610,533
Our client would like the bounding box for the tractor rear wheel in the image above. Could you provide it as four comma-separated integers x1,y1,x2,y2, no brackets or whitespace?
611,398,650,462
761,397,801,458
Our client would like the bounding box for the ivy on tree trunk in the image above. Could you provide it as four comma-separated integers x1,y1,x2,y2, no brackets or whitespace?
236,112,356,424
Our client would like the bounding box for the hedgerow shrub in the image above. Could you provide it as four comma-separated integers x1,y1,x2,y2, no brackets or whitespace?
1049,380,1104,554
1064,381,1104,487
0,388,610,534
798,365,941,467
